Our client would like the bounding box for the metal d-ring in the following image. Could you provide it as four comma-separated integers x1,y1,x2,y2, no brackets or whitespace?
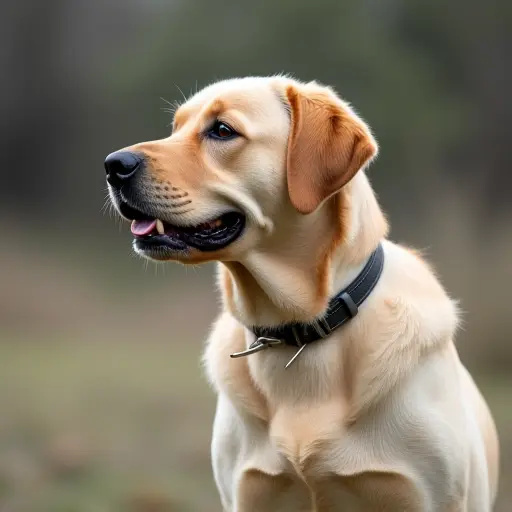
284,325,307,369
230,332,309,369
230,336,283,359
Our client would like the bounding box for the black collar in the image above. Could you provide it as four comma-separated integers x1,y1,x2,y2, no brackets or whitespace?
231,243,384,363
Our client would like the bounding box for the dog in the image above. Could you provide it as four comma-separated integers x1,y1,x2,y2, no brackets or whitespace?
105,76,499,511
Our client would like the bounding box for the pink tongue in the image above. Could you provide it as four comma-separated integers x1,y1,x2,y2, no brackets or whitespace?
131,219,157,236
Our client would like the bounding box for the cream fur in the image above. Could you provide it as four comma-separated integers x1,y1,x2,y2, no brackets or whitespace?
110,76,499,511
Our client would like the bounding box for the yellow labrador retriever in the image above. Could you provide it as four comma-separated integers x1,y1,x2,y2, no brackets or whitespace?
105,76,499,511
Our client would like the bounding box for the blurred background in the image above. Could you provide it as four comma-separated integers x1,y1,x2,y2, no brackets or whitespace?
0,0,510,510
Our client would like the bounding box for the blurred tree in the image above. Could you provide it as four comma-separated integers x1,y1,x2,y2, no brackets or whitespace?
397,0,512,216
0,0,510,223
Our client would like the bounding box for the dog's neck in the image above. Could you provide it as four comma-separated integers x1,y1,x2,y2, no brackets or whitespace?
219,173,388,328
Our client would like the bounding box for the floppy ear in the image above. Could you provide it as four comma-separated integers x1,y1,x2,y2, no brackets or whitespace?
285,83,378,214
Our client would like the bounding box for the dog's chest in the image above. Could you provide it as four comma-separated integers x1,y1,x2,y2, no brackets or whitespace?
226,402,357,511
210,328,424,510
237,341,353,481
268,401,347,478
230,402,420,512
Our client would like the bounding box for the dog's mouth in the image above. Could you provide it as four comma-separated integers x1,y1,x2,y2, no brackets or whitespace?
117,200,245,255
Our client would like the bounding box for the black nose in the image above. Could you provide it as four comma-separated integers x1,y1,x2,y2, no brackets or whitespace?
104,151,143,185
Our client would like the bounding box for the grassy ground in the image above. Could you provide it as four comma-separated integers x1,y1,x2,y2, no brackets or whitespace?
0,338,510,512
0,339,218,512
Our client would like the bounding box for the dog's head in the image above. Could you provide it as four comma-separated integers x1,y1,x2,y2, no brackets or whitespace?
105,76,378,264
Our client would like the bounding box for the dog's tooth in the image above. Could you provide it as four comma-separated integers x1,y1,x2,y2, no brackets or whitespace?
156,219,165,235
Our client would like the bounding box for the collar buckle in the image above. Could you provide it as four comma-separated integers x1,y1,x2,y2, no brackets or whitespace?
317,317,332,337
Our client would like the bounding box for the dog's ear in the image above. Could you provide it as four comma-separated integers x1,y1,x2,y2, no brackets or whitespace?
285,83,378,214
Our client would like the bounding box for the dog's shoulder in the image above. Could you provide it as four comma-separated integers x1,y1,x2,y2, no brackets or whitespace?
378,239,460,344
344,239,461,418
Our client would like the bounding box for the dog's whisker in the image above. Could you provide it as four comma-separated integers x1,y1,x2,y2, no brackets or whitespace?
102,202,116,219
101,193,112,214
160,96,179,109
174,84,188,103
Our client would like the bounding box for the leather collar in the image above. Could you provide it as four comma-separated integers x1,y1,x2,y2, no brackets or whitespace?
231,243,384,366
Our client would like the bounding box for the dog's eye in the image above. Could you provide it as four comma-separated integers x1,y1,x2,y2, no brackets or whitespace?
208,121,237,140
